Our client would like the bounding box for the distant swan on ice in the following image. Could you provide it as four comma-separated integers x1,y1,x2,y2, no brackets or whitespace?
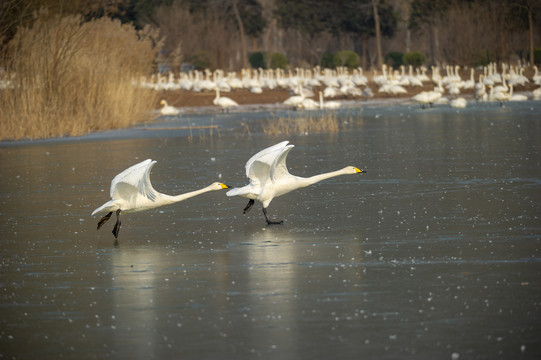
159,100,180,116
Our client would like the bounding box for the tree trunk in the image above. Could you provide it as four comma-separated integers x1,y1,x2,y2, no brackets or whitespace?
527,1,534,66
406,29,410,53
232,0,248,69
372,0,383,69
361,34,368,69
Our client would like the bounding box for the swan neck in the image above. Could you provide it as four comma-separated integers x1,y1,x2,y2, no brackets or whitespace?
164,186,214,204
299,169,348,187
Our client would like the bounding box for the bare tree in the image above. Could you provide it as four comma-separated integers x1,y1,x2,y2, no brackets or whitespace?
232,0,248,68
372,0,383,68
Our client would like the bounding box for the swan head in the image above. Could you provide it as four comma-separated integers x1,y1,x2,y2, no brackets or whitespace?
209,182,229,190
343,166,365,174
160,99,167,106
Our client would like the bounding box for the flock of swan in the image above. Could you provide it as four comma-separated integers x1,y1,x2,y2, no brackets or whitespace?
148,63,541,114
92,141,365,239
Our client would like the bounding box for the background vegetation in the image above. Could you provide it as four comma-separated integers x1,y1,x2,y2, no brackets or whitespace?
0,0,540,140
2,0,539,71
0,6,160,140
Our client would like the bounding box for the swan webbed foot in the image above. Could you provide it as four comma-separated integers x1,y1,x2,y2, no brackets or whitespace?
266,219,284,225
97,212,112,230
243,199,255,214
112,209,121,239
262,208,284,225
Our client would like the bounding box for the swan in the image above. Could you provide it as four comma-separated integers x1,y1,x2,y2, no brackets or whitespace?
283,88,305,108
299,98,319,110
92,159,228,239
319,92,341,109
533,66,541,85
450,97,467,108
412,90,441,108
462,68,475,89
411,91,432,108
510,93,528,101
226,141,365,225
159,100,180,116
533,87,541,100
214,87,238,111
475,75,487,101
323,86,341,98
489,84,512,106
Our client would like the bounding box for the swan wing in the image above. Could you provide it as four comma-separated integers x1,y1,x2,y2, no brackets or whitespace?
245,141,289,178
110,159,158,202
242,141,291,189
270,144,294,183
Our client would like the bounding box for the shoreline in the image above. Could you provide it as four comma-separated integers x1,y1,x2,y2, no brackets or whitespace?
1,84,538,146
153,81,538,114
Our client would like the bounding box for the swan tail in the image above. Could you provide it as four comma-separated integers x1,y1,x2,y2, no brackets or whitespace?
91,200,117,216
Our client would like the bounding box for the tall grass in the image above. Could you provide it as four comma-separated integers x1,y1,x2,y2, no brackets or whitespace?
0,10,161,140
261,110,363,136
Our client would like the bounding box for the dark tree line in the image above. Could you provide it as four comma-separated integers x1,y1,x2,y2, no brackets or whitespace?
1,0,540,70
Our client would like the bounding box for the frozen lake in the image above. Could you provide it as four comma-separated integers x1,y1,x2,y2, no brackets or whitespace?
1,100,540,359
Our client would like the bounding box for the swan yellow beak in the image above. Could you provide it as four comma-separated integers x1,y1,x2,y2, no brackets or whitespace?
354,168,365,173
219,183,229,189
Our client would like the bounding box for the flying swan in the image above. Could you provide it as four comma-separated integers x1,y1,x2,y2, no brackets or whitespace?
226,141,365,225
92,159,228,239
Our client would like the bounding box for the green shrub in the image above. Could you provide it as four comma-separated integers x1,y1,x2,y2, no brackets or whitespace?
534,48,541,65
249,51,267,69
270,52,288,69
472,50,492,67
402,51,425,67
336,50,360,68
187,51,211,70
320,53,341,69
385,51,403,68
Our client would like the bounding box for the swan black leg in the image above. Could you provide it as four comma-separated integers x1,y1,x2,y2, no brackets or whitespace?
97,212,112,230
243,199,255,214
263,208,284,225
112,209,121,239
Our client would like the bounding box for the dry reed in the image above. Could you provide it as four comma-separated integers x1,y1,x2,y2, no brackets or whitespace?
261,110,363,136
0,9,161,140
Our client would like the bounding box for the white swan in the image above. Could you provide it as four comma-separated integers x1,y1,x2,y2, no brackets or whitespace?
226,141,365,225
412,90,441,108
533,66,541,85
299,98,319,110
214,88,238,111
533,87,541,100
319,92,341,109
159,100,180,116
92,159,228,238
411,91,432,108
489,84,512,106
283,84,306,108
450,97,467,108
475,75,487,101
